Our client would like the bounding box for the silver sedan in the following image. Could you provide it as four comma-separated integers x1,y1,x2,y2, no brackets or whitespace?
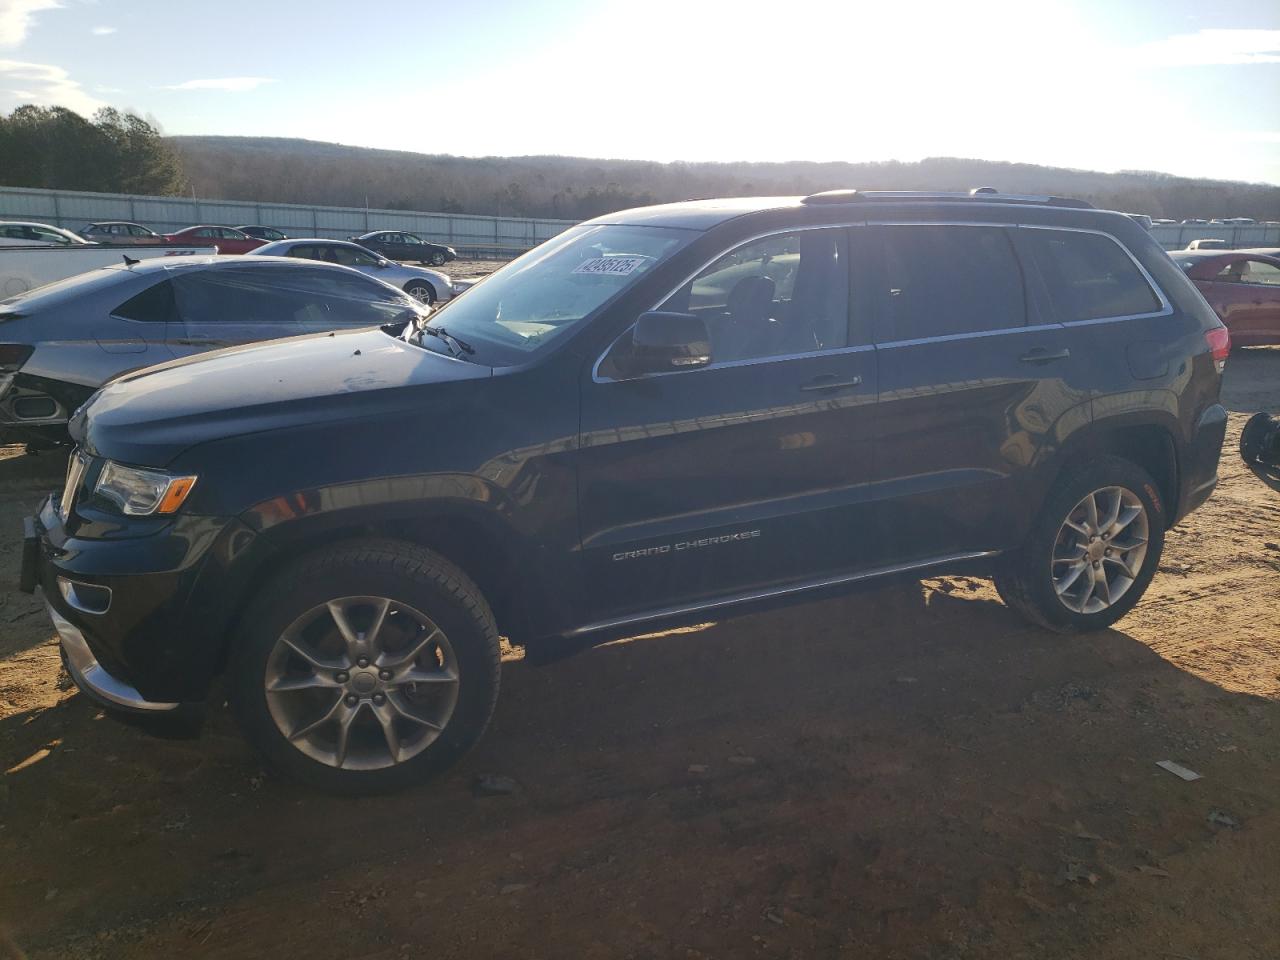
252,239,454,304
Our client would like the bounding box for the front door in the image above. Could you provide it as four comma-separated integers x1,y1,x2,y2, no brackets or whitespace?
576,227,880,622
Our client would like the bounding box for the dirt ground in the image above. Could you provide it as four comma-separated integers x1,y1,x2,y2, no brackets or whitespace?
442,258,505,284
1,350,1278,960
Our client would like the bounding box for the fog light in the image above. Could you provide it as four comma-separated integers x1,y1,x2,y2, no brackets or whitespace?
13,395,57,419
57,577,112,615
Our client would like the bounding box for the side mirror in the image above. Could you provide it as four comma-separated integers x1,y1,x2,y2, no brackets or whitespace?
623,311,712,377
378,259,392,268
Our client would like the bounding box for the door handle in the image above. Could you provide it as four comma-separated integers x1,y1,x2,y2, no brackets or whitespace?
1019,347,1071,364
800,374,863,392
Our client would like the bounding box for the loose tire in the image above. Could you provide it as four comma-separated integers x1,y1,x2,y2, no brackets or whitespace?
404,280,436,305
230,540,500,794
994,457,1165,633
1240,411,1272,465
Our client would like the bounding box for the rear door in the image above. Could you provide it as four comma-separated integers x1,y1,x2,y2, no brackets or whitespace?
577,226,881,621
865,223,1084,564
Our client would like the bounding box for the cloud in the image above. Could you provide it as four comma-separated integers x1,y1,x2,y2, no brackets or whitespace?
161,76,274,92
1132,28,1280,67
0,58,105,113
90,24,114,35
0,0,60,47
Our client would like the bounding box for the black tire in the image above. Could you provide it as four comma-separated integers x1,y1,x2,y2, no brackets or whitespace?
428,250,447,267
1240,412,1272,465
994,456,1166,633
404,280,436,305
230,539,500,794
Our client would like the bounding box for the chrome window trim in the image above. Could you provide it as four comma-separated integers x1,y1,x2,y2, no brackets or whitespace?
591,219,1173,383
875,321,1065,351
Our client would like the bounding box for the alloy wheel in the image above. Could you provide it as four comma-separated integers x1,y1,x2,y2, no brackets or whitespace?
1051,485,1150,615
263,597,459,770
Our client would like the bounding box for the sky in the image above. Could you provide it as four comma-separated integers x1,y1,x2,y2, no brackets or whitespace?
1,0,1278,184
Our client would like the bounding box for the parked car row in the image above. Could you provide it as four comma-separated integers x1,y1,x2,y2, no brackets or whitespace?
2,220,459,264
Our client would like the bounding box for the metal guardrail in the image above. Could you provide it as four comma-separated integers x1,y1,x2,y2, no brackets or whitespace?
0,185,578,260
1149,223,1280,251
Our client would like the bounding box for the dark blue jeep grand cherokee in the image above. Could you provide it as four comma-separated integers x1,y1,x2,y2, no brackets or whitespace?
22,189,1229,793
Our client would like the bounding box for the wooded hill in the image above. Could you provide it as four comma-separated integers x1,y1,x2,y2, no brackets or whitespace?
172,135,1280,222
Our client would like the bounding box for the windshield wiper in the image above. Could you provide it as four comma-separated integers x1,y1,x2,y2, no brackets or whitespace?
421,325,475,356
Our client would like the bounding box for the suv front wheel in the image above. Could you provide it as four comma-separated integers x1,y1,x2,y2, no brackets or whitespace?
230,540,501,794
995,456,1166,633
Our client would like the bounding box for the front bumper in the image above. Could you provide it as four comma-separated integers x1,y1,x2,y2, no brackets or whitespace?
47,600,178,713
21,496,263,704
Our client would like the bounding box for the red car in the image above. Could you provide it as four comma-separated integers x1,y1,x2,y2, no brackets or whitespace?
1171,250,1280,346
162,225,267,255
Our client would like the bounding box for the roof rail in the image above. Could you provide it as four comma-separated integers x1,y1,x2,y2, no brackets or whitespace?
801,188,1094,210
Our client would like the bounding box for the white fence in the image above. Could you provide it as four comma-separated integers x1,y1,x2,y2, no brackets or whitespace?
1150,222,1280,251
3,185,1278,255
0,186,577,259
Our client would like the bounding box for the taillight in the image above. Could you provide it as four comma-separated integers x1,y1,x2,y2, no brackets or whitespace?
0,343,33,372
1204,326,1230,373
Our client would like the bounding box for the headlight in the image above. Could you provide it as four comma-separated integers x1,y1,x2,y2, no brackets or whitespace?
94,461,197,516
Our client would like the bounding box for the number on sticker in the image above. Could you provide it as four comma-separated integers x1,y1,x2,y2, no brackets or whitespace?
573,256,647,277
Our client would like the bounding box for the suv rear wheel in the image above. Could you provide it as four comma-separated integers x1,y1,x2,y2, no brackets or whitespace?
995,456,1166,632
230,540,500,794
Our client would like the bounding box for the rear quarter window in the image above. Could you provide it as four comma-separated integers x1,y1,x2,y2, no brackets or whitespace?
1020,229,1162,322
113,279,177,322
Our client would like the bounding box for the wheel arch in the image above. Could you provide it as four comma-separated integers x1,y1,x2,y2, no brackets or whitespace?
1049,416,1180,527
213,505,538,678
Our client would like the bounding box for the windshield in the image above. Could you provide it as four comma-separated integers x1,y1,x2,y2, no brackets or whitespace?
413,223,695,365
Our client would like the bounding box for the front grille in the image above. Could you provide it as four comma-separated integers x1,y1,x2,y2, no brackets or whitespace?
60,449,89,520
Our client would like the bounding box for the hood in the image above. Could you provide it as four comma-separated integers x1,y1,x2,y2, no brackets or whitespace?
73,327,491,466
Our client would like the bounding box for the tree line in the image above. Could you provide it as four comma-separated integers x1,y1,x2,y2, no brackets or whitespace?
168,137,1280,223
0,106,186,196
2,105,1277,223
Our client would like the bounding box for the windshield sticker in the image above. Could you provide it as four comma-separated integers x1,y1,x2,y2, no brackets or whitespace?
573,256,647,277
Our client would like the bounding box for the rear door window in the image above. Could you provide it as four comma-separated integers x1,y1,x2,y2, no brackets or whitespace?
871,225,1025,342
1019,229,1161,322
